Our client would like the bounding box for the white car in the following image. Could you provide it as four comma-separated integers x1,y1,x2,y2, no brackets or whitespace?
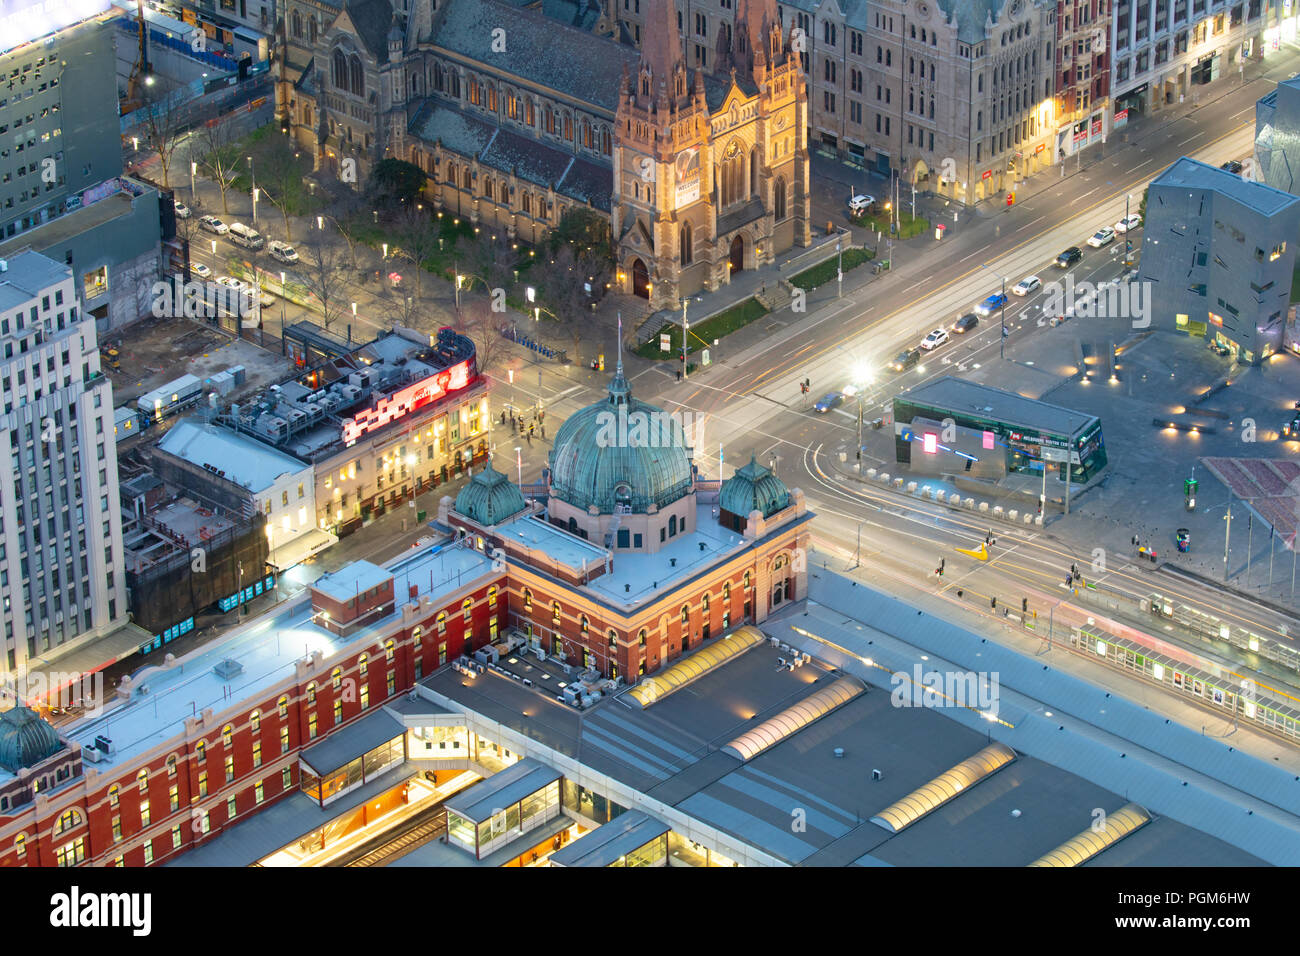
848,193,876,214
920,328,950,351
217,276,248,292
258,290,275,307
1087,227,1116,248
190,262,211,279
1114,213,1142,234
173,201,191,219
1012,275,1041,296
199,215,228,235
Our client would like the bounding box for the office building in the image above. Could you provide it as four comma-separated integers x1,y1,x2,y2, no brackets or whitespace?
1139,156,1300,363
0,249,128,686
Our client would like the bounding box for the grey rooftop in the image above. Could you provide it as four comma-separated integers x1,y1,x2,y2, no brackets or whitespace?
897,374,1099,438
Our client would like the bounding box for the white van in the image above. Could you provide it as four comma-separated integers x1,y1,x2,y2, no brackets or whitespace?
268,239,298,263
227,222,265,250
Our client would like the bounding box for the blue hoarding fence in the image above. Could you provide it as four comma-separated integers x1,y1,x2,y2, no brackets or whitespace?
500,325,565,362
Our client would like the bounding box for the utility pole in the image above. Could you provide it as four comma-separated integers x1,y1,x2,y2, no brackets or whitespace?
999,274,1006,360
856,388,864,469
1223,497,1233,582
1124,193,1132,270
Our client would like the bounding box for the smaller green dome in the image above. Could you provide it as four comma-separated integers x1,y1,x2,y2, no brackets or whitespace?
0,706,62,773
455,462,528,526
720,454,790,519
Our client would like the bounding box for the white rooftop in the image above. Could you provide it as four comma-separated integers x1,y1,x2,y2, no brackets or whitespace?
312,560,394,603
159,419,309,494
52,542,495,779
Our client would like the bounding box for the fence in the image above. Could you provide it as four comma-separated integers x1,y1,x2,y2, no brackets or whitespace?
501,325,565,362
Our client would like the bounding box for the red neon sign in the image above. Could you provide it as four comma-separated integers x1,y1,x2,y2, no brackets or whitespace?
341,359,473,444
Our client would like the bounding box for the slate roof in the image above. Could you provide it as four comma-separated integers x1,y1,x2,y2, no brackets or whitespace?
408,100,615,210
346,0,396,64
935,0,1002,45
431,0,639,112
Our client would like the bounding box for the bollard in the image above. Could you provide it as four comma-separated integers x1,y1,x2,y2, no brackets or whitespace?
1033,514,1043,526
907,481,918,493
964,497,976,509
1024,513,1034,525
866,468,878,479
894,477,905,489
993,506,1005,518
979,501,990,513
1008,509,1019,522
949,493,962,505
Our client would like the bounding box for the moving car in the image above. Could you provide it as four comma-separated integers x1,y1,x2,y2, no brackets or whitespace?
1055,246,1083,268
848,193,876,214
268,240,299,263
814,391,846,412
1220,160,1244,174
889,347,921,372
1114,213,1142,234
190,262,211,279
920,328,949,350
1283,414,1300,439
974,292,1008,316
1087,227,1116,248
1012,275,1041,296
198,215,228,235
173,201,191,219
952,313,979,334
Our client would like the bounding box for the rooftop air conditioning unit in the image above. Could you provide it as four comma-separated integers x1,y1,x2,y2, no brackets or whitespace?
82,745,104,763
213,659,243,679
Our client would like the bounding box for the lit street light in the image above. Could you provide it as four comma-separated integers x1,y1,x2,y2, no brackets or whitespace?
979,262,1009,360
247,156,256,225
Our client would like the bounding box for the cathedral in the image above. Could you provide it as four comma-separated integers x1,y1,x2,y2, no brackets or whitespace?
275,0,810,311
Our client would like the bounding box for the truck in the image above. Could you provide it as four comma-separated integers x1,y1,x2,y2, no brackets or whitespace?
137,374,202,420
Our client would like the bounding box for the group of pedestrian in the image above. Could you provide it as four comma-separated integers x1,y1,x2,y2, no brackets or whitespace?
498,408,546,442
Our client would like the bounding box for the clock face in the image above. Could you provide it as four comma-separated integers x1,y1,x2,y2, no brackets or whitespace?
775,113,788,130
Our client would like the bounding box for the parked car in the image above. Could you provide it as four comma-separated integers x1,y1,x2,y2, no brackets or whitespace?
198,215,228,235
1220,160,1244,174
889,347,921,372
1012,275,1041,296
268,239,299,263
814,391,846,412
920,328,949,350
1114,213,1142,234
1055,246,1083,268
1087,227,1116,248
190,262,212,279
173,201,191,219
258,290,275,308
217,276,249,293
952,313,979,334
848,193,876,214
974,292,1008,317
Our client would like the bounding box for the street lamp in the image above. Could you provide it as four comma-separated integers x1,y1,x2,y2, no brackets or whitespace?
681,297,689,380
514,446,523,486
279,270,286,334
210,239,217,256
836,239,843,298
190,160,197,200
853,363,871,466
247,156,256,225
316,215,324,231
382,242,388,260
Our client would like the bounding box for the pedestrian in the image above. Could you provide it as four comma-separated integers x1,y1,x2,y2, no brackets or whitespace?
539,409,545,423
540,423,546,439
1065,572,1073,586
526,431,532,445
500,410,506,425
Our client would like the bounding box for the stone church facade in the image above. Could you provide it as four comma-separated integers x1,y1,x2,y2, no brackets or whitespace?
273,0,810,309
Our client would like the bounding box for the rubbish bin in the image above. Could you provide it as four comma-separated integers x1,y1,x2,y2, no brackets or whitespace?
1176,529,1190,553
417,510,427,523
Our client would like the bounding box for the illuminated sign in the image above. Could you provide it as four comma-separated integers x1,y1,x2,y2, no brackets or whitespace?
982,430,995,450
341,360,473,444
922,433,937,454
675,146,701,206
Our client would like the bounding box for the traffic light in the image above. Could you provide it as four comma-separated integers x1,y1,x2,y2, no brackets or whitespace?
991,596,997,609
1022,597,1028,614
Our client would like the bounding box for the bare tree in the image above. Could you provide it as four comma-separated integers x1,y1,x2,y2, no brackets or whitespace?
389,205,441,298
297,225,349,332
138,82,189,189
252,135,312,241
453,299,508,375
196,120,241,214
467,230,522,294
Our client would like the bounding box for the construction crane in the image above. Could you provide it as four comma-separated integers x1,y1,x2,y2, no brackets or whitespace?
120,0,151,115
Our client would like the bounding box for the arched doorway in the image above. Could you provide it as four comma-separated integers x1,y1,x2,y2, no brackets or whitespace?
729,235,744,273
632,258,649,298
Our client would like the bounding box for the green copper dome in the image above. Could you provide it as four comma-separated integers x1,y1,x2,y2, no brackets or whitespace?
549,361,694,515
0,706,62,773
455,461,528,526
720,454,790,519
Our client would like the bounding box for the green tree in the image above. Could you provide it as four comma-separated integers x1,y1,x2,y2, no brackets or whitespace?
365,158,428,209
252,135,314,241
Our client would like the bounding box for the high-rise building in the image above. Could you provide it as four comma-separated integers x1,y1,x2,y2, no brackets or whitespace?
0,249,127,683
0,5,165,335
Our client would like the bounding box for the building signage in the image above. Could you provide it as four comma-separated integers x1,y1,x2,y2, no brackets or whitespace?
675,146,701,206
341,360,473,445
982,169,993,180
1091,114,1103,138
1114,108,1129,129
1035,142,1046,154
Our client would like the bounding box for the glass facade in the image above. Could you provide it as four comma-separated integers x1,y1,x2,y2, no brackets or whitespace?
448,780,562,859
300,734,406,805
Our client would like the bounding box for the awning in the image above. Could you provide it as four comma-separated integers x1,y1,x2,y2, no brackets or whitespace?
27,621,154,681
269,528,337,571
300,709,404,777
549,811,669,867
